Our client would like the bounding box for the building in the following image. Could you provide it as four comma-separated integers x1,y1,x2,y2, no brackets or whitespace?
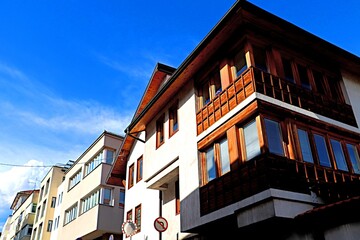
108,1,360,240
31,166,65,240
55,131,125,240
1,190,39,240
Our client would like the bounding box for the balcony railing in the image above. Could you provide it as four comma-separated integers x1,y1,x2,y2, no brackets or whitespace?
199,154,360,216
196,67,357,134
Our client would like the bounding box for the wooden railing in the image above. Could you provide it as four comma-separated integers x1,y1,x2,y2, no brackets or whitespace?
196,67,357,134
199,154,360,216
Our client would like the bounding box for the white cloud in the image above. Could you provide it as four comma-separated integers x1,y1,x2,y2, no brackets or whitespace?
0,160,49,220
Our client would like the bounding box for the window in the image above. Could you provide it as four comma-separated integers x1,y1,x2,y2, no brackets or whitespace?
45,178,50,195
253,46,268,72
330,139,348,171
35,206,40,223
175,180,180,215
37,223,42,240
81,189,100,214
156,115,165,148
197,70,222,109
69,170,82,190
31,203,37,213
203,137,230,183
347,144,360,174
85,151,103,176
33,228,37,240
128,164,134,189
243,120,261,160
135,205,141,232
264,119,284,156
233,50,247,77
169,104,179,136
136,156,143,182
105,149,115,164
314,134,331,167
53,217,58,231
51,197,56,208
39,186,44,201
119,189,125,207
282,57,295,83
64,204,78,225
327,76,343,102
312,70,327,95
127,210,132,221
101,188,112,205
47,220,53,232
57,192,63,206
41,200,46,218
297,129,314,163
297,64,311,90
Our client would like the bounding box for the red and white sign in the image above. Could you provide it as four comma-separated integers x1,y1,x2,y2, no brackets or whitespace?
154,217,168,232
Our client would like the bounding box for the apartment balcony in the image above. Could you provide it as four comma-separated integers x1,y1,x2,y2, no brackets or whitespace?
199,154,360,216
196,67,357,135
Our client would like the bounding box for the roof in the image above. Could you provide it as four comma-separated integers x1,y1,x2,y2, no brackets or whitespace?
10,190,39,210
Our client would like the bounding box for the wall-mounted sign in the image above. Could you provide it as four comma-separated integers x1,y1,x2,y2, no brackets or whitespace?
154,217,168,232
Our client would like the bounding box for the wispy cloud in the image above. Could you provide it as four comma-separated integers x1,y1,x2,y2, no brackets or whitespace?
97,54,153,79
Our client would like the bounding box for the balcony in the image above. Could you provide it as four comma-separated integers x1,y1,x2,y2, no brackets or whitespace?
196,67,357,134
199,154,360,216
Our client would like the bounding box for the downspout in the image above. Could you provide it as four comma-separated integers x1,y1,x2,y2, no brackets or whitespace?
159,190,163,240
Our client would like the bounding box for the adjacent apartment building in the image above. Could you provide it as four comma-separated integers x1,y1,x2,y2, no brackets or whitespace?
108,1,360,239
53,131,125,240
1,190,39,240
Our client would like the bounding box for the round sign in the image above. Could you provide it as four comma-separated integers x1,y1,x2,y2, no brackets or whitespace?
109,234,114,240
122,220,137,237
154,217,168,232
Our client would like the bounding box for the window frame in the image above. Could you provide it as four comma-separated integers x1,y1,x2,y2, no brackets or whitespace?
201,136,231,184
156,114,165,148
135,204,141,233
136,156,143,183
128,163,135,189
169,103,179,137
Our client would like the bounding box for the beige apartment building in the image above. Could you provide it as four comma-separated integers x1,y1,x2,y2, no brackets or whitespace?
54,131,125,240
1,190,39,240
31,166,64,240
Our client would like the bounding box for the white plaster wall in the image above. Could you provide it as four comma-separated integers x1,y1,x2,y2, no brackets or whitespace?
342,71,360,129
124,131,161,240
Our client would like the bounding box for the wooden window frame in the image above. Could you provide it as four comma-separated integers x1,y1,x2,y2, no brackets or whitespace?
156,114,165,148
128,163,134,189
201,136,230,184
136,156,143,183
169,102,179,137
126,209,132,221
196,68,222,110
135,204,141,233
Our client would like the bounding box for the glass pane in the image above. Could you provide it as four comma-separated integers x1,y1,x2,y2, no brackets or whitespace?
244,120,261,160
201,84,210,106
313,70,325,94
297,129,314,163
347,144,360,174
253,46,268,72
297,64,311,90
330,139,348,171
264,119,284,156
282,57,295,83
234,50,247,77
219,138,230,175
213,73,222,97
206,147,216,181
314,134,331,167
106,150,114,164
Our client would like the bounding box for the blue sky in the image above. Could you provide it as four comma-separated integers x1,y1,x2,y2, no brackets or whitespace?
0,0,359,230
